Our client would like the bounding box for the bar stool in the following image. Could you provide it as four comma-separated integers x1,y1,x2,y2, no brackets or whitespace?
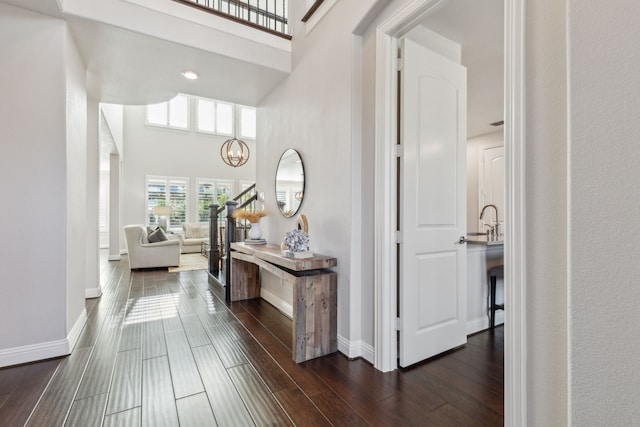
488,264,504,329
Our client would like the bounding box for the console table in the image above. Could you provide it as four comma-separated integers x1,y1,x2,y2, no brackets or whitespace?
230,242,337,363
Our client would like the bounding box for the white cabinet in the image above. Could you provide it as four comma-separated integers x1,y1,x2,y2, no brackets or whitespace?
466,244,504,334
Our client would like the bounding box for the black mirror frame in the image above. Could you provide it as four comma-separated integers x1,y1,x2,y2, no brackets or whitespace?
275,149,305,218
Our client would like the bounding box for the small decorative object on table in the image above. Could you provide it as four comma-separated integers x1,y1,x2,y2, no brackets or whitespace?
232,209,267,240
281,228,313,258
245,238,266,245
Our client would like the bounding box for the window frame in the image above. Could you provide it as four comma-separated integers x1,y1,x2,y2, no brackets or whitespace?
195,97,235,137
146,175,190,230
194,178,235,222
236,104,257,141
195,178,216,223
145,94,190,130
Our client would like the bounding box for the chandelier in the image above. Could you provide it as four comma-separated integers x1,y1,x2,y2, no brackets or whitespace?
220,137,250,167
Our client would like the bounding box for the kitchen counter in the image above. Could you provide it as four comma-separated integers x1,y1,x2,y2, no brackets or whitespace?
466,234,504,246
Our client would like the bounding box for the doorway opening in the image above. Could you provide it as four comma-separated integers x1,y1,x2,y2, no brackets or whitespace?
374,0,527,424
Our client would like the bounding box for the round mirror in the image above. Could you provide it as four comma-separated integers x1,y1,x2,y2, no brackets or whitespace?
275,149,305,217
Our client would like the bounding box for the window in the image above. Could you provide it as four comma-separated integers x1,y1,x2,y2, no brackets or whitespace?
196,180,215,222
146,94,189,129
237,105,257,140
146,176,189,229
215,181,233,219
196,98,234,135
196,179,234,222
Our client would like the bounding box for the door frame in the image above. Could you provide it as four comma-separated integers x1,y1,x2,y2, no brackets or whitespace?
372,0,527,426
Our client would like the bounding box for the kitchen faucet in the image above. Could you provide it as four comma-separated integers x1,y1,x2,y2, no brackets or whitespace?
480,204,500,240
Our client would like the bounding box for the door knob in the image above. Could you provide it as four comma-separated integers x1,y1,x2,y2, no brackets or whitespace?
457,236,467,244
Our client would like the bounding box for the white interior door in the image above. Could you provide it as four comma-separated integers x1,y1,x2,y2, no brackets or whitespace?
399,37,467,367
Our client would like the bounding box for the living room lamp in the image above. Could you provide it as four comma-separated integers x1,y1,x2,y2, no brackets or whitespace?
220,137,249,167
153,205,173,231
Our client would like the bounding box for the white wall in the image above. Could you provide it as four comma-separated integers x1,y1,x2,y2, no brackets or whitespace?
0,4,86,366
86,100,101,298
568,1,640,424
100,104,124,258
101,103,124,155
467,130,504,233
64,23,89,337
525,0,568,423
121,99,255,247
257,0,381,360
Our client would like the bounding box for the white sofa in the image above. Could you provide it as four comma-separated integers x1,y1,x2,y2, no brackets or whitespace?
179,222,210,254
124,224,181,269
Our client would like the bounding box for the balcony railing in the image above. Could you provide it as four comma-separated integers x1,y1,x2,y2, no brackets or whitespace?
174,0,290,39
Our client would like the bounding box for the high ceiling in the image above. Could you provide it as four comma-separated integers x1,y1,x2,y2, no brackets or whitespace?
67,15,289,106
1,0,290,106
1,0,61,17
3,0,504,133
420,0,504,138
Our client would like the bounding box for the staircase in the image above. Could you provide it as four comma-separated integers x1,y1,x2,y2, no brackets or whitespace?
207,183,258,290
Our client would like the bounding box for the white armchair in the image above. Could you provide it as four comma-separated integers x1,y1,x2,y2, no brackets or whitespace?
123,224,181,269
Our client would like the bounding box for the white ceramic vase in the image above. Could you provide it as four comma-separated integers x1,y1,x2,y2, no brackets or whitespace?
248,222,262,240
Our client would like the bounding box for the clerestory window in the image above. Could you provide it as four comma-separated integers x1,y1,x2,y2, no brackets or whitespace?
146,94,189,129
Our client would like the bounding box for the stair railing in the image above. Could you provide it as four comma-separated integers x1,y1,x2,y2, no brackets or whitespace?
173,0,290,39
208,183,257,288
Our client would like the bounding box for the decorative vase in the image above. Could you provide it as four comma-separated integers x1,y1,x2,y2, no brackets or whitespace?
248,221,262,240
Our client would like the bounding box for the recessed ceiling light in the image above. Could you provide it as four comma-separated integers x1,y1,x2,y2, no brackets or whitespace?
181,70,199,80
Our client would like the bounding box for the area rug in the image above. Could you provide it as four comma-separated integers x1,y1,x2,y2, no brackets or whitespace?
169,253,208,272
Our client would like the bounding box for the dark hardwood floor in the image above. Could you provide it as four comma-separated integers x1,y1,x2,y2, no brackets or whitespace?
0,253,503,426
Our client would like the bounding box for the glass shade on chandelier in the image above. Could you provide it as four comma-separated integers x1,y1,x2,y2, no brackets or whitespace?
221,137,249,167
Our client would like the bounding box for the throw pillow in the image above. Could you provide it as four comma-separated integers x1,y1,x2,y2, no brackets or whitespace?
148,227,168,243
183,223,195,239
183,223,209,239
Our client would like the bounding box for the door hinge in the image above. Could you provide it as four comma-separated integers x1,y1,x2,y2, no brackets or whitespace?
396,58,404,71
394,144,402,158
394,230,402,244
396,317,401,331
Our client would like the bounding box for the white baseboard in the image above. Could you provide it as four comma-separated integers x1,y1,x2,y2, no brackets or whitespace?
85,287,102,299
0,308,88,368
337,335,375,364
260,289,293,319
0,339,69,368
68,308,87,351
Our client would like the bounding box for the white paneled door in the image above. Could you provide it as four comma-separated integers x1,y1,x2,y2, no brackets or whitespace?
399,37,468,367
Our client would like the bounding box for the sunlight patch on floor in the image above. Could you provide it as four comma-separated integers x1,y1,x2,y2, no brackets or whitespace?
123,293,181,324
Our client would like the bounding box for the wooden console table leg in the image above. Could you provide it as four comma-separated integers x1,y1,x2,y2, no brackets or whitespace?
293,271,337,363
230,256,260,301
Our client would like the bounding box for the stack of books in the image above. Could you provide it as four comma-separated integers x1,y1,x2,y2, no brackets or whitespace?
244,238,266,245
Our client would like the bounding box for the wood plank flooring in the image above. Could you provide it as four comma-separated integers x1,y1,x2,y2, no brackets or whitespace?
0,253,504,426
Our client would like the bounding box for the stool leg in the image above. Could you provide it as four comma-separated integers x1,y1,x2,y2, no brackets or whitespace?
490,275,497,329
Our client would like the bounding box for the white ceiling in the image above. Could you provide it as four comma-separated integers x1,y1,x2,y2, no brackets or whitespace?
1,0,289,106
420,0,504,138
67,15,289,106
1,0,61,17
4,0,503,132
